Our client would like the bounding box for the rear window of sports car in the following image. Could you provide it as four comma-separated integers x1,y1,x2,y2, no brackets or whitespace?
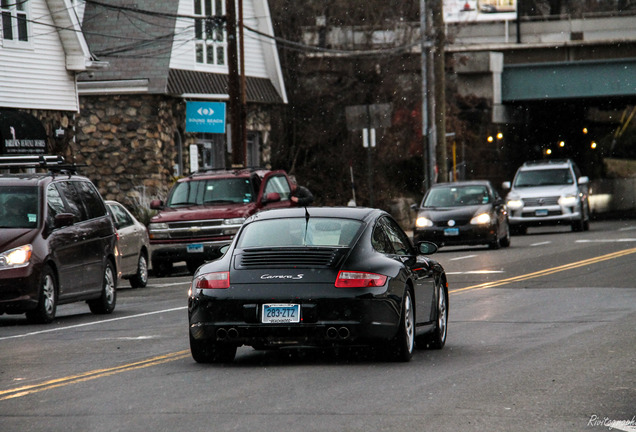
237,218,363,248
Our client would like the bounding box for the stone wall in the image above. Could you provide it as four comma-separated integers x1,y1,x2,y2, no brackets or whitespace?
75,94,184,206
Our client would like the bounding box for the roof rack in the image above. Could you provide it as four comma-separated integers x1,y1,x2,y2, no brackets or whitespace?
0,155,85,174
522,159,572,166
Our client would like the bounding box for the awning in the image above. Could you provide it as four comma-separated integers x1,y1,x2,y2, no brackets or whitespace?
0,110,48,155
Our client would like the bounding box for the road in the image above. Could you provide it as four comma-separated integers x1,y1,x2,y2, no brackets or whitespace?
1,220,635,432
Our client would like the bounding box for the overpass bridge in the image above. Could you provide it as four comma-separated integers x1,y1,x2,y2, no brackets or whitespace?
299,10,636,212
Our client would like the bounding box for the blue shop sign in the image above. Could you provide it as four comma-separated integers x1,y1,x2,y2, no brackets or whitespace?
186,102,226,133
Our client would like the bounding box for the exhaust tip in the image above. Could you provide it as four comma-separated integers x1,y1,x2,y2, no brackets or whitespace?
338,327,350,339
216,328,228,340
326,327,338,339
227,328,239,339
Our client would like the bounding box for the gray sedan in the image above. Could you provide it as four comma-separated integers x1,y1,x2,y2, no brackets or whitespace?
106,201,150,288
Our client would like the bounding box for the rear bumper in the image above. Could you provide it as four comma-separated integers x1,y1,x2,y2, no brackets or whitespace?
188,296,401,347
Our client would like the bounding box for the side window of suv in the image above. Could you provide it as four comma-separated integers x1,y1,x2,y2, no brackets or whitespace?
56,181,87,222
75,180,107,219
46,184,67,225
264,175,291,201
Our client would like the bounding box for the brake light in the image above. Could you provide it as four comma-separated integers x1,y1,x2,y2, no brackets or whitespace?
335,271,387,288
195,271,230,289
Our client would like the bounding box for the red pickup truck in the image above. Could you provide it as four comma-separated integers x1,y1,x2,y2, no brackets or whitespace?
148,168,297,276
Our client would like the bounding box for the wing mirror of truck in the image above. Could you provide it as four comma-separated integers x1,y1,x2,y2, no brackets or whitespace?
150,199,164,210
502,181,511,190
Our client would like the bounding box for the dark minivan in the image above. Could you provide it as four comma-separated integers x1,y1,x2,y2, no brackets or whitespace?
0,156,118,323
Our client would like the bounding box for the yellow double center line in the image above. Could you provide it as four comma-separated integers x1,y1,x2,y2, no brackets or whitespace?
0,350,190,401
2,247,635,401
450,247,636,295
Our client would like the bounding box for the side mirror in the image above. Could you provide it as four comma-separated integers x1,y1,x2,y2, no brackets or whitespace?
54,213,75,228
502,181,511,190
262,192,281,204
410,203,419,211
417,241,438,255
150,199,164,210
578,176,589,185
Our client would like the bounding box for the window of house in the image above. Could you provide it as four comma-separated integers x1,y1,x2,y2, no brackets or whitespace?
1,0,29,42
193,0,226,66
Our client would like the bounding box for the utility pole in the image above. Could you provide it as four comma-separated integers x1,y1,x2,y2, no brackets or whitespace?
226,0,244,167
238,0,247,167
432,0,447,183
420,0,433,191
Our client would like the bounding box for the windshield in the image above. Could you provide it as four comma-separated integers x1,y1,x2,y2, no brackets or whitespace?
0,186,39,228
237,217,363,248
423,185,490,207
167,178,255,207
513,168,573,187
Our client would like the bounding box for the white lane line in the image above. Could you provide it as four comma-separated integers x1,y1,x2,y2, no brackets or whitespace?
446,270,505,275
530,241,551,247
618,226,636,231
0,307,187,341
576,239,636,243
449,255,477,261
150,282,190,287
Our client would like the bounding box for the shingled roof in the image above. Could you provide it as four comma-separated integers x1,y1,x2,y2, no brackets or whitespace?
79,0,284,104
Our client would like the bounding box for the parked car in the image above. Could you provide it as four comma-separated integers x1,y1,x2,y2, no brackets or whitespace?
148,167,300,276
0,155,117,323
106,201,150,288
188,206,449,363
412,181,510,249
502,159,590,234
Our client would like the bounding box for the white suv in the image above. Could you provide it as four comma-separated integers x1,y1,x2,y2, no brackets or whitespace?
502,159,590,234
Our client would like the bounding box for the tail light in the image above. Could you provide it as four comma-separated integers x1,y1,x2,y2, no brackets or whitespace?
335,271,387,288
195,271,230,289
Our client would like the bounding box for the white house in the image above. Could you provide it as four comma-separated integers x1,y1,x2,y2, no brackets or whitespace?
0,0,102,155
74,0,288,202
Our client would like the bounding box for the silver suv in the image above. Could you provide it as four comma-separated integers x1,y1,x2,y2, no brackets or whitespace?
502,159,590,234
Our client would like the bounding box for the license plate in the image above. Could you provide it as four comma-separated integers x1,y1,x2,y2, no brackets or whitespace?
187,243,204,253
444,228,459,236
535,209,549,217
262,304,300,324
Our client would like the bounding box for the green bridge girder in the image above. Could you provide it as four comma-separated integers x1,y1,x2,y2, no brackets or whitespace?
502,58,636,102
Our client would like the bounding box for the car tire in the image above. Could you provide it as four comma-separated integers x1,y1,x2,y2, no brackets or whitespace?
417,278,448,350
129,252,148,288
386,289,415,362
26,265,57,324
511,225,527,235
571,216,585,232
88,261,117,314
499,222,511,248
152,259,172,277
189,332,237,364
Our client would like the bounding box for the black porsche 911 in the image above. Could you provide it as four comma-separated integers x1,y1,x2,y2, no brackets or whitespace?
188,206,449,363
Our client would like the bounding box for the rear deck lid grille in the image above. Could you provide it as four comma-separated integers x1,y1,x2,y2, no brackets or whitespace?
236,247,344,269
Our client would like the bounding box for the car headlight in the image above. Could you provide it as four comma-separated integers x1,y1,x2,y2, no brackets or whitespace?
558,195,578,207
0,244,33,269
507,199,523,210
415,217,433,228
148,222,169,239
470,213,491,225
223,218,246,225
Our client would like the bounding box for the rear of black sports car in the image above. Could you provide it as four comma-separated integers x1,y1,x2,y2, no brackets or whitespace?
188,245,406,352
